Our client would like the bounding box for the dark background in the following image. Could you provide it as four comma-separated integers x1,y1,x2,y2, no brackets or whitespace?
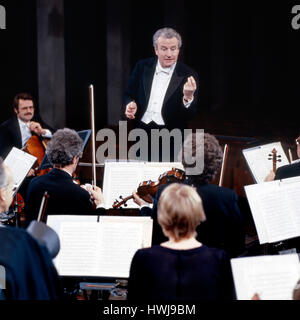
1,0,300,139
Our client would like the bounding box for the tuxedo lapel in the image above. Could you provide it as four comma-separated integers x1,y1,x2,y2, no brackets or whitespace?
11,116,22,149
163,63,184,105
143,59,156,103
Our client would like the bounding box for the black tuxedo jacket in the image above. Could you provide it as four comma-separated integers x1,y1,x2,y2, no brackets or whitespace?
275,161,300,180
274,161,300,251
0,226,62,300
123,57,199,130
25,168,106,226
141,181,245,258
0,115,53,158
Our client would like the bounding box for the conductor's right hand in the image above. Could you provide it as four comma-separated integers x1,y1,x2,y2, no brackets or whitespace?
125,101,137,119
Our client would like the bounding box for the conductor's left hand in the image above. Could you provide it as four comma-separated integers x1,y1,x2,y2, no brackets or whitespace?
183,76,197,101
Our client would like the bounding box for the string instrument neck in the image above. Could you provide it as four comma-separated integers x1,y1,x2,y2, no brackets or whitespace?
112,168,186,209
268,148,281,173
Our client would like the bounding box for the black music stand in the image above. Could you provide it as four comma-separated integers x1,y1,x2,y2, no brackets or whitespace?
39,129,91,170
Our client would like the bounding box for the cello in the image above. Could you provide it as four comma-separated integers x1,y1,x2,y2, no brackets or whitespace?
11,130,52,226
23,135,51,176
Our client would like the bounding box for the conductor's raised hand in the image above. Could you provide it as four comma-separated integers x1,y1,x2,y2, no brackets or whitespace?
125,101,137,119
183,76,197,101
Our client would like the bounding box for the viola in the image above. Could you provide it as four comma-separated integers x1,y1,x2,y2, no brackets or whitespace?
268,148,281,173
112,168,186,209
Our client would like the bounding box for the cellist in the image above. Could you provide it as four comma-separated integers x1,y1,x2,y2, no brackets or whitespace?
0,93,53,198
0,93,53,159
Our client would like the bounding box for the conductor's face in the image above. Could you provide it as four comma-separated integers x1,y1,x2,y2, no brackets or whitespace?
155,36,180,68
14,99,35,123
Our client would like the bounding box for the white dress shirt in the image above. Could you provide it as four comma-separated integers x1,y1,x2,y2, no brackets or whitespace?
18,118,52,147
141,61,193,125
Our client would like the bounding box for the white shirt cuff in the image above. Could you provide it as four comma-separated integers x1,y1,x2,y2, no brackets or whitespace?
96,203,105,209
42,129,52,138
183,97,194,108
141,203,153,209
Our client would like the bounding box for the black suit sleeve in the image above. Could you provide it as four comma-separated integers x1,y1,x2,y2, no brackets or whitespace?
123,60,142,110
127,249,147,301
0,125,14,158
181,70,199,120
95,207,106,215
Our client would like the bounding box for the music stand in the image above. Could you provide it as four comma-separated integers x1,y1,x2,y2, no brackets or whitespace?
39,129,91,170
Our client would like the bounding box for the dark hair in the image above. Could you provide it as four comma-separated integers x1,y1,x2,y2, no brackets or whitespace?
12,93,34,111
181,132,223,184
46,128,83,167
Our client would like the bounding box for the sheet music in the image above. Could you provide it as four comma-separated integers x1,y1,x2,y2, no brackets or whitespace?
46,215,98,238
242,142,289,183
100,216,153,248
103,162,144,209
4,147,37,193
55,222,100,276
102,161,184,209
48,215,153,278
245,177,300,243
96,221,143,278
231,254,300,300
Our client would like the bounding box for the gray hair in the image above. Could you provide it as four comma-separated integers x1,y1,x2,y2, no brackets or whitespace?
46,128,83,167
0,158,8,189
153,27,182,48
180,133,223,184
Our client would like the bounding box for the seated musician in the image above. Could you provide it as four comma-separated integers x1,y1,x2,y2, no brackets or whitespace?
0,92,53,159
133,132,245,258
24,128,105,226
0,93,53,199
265,134,300,181
264,134,300,252
0,159,62,300
128,183,234,301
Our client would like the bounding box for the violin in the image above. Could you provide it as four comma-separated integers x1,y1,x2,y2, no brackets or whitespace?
268,148,281,173
112,168,186,209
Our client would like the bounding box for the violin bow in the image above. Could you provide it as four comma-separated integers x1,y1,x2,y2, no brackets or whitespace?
219,144,228,187
89,84,97,187
288,148,293,164
37,191,50,222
